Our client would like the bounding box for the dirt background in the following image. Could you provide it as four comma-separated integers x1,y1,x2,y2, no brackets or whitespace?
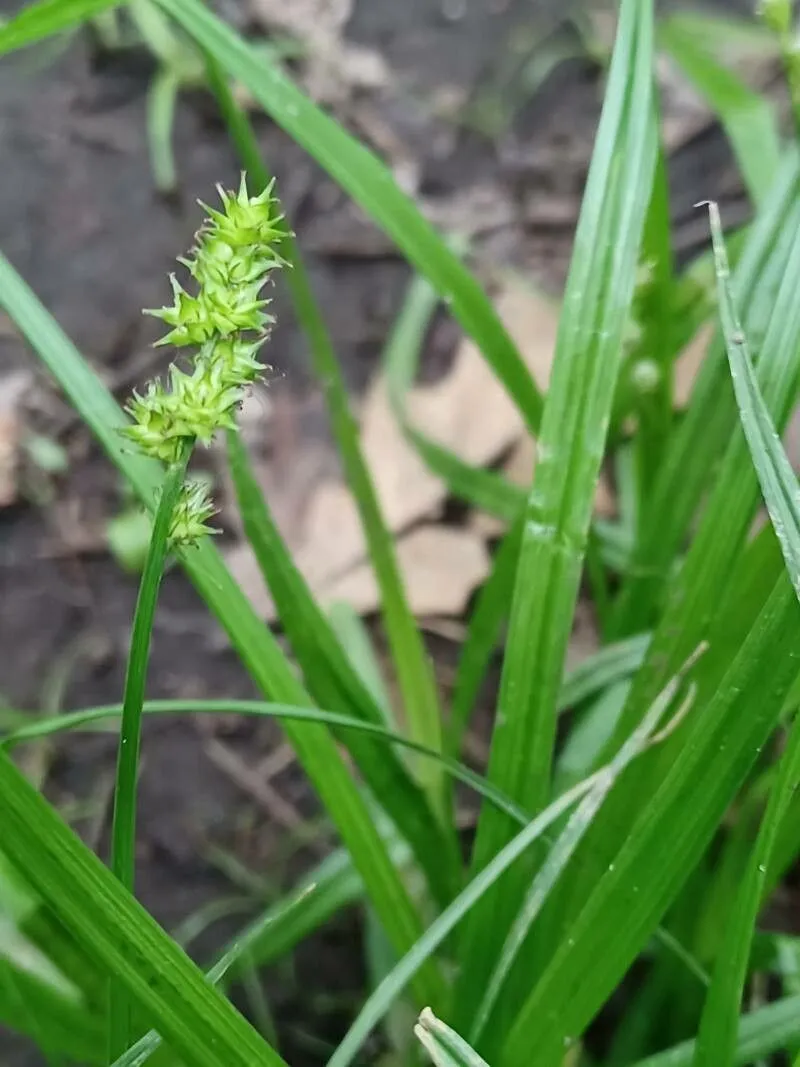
0,0,762,1063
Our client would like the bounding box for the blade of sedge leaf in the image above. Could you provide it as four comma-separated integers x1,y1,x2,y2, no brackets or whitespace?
707,201,800,601
204,61,450,823
632,994,800,1067
601,191,800,788
612,152,800,637
502,577,800,1067
448,518,523,755
455,0,657,1027
227,430,459,906
329,668,683,1067
689,207,800,1067
0,0,121,53
0,700,532,829
525,197,800,1049
658,16,781,207
108,453,189,1061
110,870,339,1067
0,250,444,1009
145,68,179,195
692,711,800,1067
0,749,287,1067
327,601,392,716
415,1009,490,1067
159,0,542,434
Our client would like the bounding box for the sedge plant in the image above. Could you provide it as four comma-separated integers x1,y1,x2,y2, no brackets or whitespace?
2,1,800,1067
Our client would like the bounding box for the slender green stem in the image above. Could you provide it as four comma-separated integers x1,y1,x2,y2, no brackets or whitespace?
203,54,450,821
107,451,189,1061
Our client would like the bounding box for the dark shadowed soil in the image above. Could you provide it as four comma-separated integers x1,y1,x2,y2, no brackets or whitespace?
0,1,751,1063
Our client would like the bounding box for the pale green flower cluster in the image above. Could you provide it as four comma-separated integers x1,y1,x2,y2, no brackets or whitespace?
124,175,285,544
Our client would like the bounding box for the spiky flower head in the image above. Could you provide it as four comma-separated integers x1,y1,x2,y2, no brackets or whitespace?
758,0,791,34
122,173,286,546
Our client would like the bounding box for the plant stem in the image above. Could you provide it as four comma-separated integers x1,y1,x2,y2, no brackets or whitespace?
107,450,190,1061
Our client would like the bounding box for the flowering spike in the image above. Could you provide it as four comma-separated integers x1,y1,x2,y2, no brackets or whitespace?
122,174,287,544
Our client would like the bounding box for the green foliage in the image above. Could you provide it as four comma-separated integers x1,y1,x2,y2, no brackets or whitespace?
1,1,800,1066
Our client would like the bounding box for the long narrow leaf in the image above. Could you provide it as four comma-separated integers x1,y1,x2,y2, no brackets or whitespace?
456,0,657,1029
502,577,800,1066
689,204,800,1067
613,152,800,635
0,0,120,52
0,749,286,1067
416,1009,490,1067
1,699,532,828
707,200,800,599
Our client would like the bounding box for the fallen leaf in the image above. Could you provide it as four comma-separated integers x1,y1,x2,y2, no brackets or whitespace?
321,525,490,617
224,524,490,621
0,369,32,508
674,322,713,409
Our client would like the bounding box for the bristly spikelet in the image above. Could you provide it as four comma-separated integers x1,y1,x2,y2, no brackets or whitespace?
123,174,286,545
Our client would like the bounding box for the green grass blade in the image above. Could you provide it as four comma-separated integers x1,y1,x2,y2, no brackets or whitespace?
227,429,459,905
707,200,800,599
0,699,533,831
612,152,800,636
632,994,800,1067
159,0,542,433
108,453,189,1059
416,1009,490,1067
0,249,443,1008
688,205,800,1067
110,869,339,1067
204,62,450,820
692,712,800,1067
658,15,781,207
146,69,180,195
0,0,120,52
0,749,286,1067
502,577,800,1066
472,666,697,1052
326,601,392,715
448,518,522,754
605,188,800,756
455,0,657,1024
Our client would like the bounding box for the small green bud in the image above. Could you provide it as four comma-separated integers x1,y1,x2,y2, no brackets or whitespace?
631,359,661,394
168,480,219,546
200,175,285,250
